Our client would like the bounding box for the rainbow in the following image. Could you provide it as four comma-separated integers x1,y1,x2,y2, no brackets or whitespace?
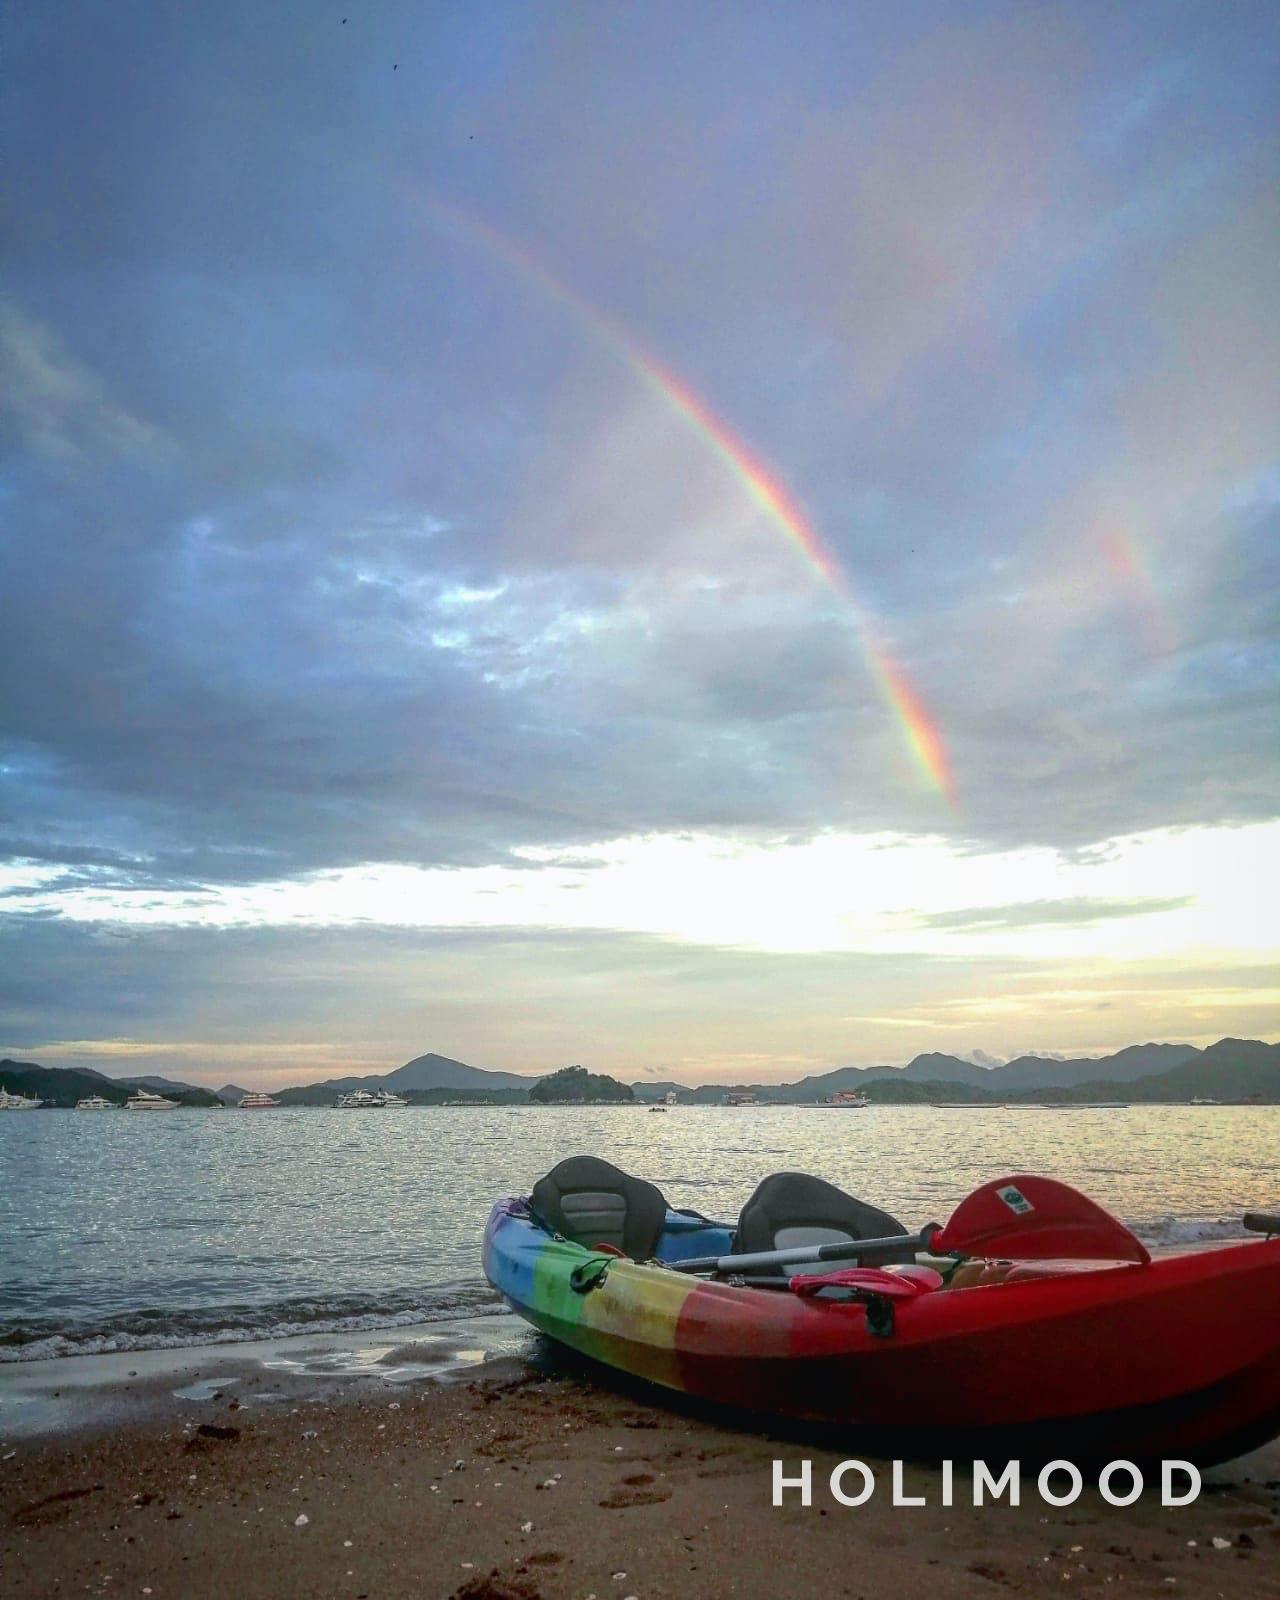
428,200,957,806
1100,528,1176,657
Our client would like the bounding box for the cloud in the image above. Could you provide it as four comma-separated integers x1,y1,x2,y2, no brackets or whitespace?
922,896,1193,931
1,3,1277,1066
0,301,173,463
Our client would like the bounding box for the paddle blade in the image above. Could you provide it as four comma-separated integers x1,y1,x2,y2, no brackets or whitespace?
933,1174,1151,1264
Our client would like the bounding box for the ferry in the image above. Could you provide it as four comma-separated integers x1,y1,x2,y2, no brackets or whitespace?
75,1095,116,1110
124,1089,178,1110
724,1091,759,1107
238,1092,280,1109
0,1087,41,1110
821,1090,869,1108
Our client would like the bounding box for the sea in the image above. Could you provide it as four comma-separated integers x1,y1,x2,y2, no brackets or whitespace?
2,1103,1277,1362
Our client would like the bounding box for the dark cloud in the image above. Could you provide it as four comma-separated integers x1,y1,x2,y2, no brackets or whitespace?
921,896,1193,932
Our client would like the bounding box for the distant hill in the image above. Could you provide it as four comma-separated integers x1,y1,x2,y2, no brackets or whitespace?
119,1074,205,1094
528,1065,634,1104
1038,1039,1280,1104
4,1039,1273,1109
0,1059,220,1108
275,1051,535,1106
384,1052,532,1093
862,1077,995,1104
992,1043,1199,1093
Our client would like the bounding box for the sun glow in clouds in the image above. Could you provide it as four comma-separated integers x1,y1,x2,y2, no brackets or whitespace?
5,820,1274,967
424,197,957,806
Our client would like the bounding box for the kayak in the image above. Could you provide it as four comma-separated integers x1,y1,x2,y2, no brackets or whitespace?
483,1161,1280,1465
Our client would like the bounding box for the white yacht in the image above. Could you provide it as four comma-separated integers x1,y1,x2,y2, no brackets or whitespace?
238,1092,280,1109
124,1089,178,1110
335,1088,408,1108
75,1095,116,1110
0,1087,41,1110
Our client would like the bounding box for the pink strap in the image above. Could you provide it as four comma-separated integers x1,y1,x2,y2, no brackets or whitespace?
788,1264,943,1298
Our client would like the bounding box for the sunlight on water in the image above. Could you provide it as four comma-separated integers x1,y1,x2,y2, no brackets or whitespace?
2,1105,1277,1359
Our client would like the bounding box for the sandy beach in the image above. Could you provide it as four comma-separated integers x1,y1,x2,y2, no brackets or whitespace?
4,1318,1280,1600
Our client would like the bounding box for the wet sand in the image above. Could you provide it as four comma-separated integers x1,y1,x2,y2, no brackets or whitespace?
4,1321,1280,1599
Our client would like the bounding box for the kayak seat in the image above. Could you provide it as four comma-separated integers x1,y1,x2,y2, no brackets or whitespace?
733,1171,915,1274
531,1156,668,1262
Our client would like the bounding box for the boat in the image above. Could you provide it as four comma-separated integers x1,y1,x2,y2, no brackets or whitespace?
724,1091,758,1106
123,1089,178,1110
238,1092,280,1109
484,1157,1280,1465
820,1090,868,1108
0,1087,41,1110
74,1095,116,1110
335,1088,407,1108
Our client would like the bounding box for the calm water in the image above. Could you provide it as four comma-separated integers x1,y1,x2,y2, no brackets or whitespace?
2,1105,1277,1360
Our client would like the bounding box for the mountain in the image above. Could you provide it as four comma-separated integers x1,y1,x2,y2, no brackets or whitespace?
382,1052,532,1093
1041,1039,1280,1104
216,1084,254,1105
993,1043,1199,1093
119,1074,204,1094
0,1060,220,1107
528,1065,634,1104
275,1051,536,1105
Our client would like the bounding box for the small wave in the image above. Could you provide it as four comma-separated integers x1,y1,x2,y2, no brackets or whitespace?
1129,1214,1247,1246
0,1281,506,1364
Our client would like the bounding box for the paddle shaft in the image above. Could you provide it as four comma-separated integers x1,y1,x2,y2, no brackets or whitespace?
669,1223,941,1275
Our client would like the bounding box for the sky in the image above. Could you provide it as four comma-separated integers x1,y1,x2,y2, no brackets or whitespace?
1,2,1277,1087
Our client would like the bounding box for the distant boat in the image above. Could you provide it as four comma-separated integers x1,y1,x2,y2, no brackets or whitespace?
238,1092,280,1109
123,1089,178,1110
0,1087,41,1110
335,1089,407,1108
724,1091,758,1106
649,1104,667,1113
374,1090,408,1108
75,1095,115,1111
821,1090,869,1108
665,1090,678,1106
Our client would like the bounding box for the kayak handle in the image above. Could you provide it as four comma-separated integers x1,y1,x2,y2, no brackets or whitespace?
668,1223,941,1276
1243,1211,1280,1236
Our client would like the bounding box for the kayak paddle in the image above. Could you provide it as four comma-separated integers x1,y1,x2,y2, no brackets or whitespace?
668,1224,941,1275
931,1174,1151,1264
669,1173,1152,1276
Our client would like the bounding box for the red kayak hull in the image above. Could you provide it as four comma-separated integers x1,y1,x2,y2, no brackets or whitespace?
486,1202,1280,1464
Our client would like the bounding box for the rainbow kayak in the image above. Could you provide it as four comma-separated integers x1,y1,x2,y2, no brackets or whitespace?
483,1159,1280,1464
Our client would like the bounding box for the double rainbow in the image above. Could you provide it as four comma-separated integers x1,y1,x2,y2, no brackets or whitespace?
430,200,957,807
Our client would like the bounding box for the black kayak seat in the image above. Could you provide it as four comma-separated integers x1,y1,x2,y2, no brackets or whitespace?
530,1156,668,1261
732,1171,915,1273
